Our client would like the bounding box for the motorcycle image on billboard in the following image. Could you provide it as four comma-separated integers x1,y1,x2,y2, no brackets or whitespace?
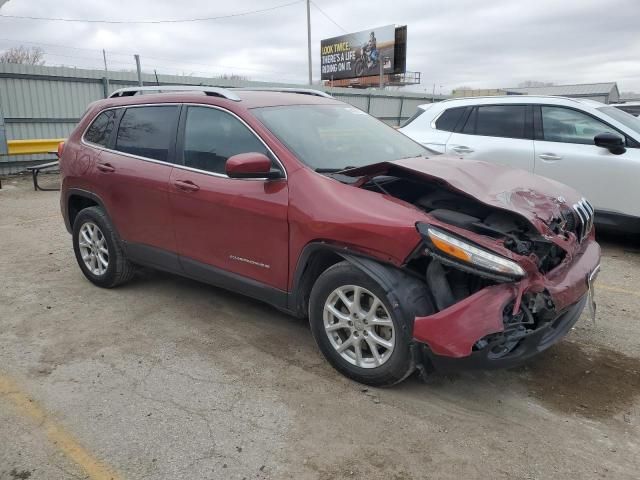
321,25,397,81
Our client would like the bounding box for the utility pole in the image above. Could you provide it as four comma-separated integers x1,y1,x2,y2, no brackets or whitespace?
134,54,143,86
379,58,384,89
102,49,110,94
306,0,312,85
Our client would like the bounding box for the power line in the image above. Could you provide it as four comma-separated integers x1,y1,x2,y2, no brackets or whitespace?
310,1,347,33
0,0,303,24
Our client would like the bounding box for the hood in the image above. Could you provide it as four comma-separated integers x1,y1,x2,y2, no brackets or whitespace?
344,155,583,230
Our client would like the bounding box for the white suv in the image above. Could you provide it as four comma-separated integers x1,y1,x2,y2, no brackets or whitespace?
399,96,640,233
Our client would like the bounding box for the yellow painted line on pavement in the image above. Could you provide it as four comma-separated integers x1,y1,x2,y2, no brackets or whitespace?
0,374,121,480
598,283,640,298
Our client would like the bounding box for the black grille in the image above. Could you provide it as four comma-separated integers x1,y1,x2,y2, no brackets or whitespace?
561,208,577,233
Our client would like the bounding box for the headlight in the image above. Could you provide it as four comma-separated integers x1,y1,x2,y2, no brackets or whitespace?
425,227,526,279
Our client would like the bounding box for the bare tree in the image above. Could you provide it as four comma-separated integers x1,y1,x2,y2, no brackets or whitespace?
0,46,45,65
217,73,249,81
518,80,554,88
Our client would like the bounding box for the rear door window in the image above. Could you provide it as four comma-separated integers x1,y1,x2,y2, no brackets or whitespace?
474,105,527,139
84,109,118,147
181,106,273,175
462,107,477,134
115,106,180,162
434,107,466,132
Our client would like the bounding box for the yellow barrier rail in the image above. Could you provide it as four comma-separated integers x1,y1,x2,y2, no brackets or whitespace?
6,138,66,155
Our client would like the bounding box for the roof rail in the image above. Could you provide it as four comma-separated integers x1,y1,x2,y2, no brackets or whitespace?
235,87,333,98
108,85,241,101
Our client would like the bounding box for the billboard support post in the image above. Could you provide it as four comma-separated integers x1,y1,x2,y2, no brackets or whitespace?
306,0,312,85
379,59,383,89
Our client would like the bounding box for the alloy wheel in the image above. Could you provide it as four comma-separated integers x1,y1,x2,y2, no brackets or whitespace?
323,285,395,368
78,222,109,276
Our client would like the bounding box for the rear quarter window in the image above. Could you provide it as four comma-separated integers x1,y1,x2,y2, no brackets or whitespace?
84,110,117,147
434,107,466,132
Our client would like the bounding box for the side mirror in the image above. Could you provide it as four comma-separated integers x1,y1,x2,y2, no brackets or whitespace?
594,132,626,155
225,152,283,179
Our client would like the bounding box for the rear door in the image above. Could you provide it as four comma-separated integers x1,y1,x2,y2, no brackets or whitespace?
445,104,535,171
169,105,289,290
533,105,640,217
89,104,180,259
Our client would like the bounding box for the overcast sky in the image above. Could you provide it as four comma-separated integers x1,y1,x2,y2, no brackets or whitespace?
0,0,639,93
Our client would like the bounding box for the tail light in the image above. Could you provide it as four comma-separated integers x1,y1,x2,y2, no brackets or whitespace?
57,141,65,158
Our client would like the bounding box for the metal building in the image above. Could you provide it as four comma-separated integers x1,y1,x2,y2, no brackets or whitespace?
452,82,621,104
504,82,620,104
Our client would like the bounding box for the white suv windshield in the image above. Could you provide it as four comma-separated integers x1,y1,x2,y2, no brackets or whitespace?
598,106,640,136
252,104,426,170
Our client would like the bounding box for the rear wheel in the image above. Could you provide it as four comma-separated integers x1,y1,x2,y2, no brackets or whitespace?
72,206,135,288
309,262,415,386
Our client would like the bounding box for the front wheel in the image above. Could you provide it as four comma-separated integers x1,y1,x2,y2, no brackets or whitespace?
309,262,415,386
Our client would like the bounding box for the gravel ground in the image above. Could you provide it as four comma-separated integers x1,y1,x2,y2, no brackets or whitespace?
0,174,638,480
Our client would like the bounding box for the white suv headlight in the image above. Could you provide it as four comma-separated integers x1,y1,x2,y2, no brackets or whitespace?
426,227,526,279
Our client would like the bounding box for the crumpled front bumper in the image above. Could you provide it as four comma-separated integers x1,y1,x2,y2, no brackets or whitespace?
412,239,600,366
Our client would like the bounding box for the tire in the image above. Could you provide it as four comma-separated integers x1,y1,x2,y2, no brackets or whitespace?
72,206,135,288
309,261,417,387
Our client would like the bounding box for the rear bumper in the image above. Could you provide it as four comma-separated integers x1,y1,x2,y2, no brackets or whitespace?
412,238,600,367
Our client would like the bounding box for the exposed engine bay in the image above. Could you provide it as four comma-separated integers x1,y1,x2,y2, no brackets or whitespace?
359,172,568,275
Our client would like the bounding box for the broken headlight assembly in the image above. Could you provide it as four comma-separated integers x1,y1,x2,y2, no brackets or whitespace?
418,224,526,280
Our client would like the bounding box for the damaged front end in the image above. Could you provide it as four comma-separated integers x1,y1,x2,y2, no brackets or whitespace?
352,161,601,370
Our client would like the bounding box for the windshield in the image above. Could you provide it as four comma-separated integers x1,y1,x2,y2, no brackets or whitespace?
251,104,426,170
598,106,640,136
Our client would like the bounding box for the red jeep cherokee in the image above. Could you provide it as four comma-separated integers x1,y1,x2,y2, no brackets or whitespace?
60,86,601,386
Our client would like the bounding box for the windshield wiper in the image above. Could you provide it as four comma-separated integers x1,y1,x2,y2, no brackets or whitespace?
314,166,357,173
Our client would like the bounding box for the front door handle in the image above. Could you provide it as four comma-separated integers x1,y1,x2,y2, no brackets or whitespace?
96,162,115,173
451,145,474,154
174,179,200,192
538,153,562,161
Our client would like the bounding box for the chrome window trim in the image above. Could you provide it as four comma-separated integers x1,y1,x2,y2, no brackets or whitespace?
81,102,287,181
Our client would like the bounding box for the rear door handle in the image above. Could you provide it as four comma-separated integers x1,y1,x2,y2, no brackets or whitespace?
96,162,115,173
173,179,200,192
538,153,562,161
451,145,474,154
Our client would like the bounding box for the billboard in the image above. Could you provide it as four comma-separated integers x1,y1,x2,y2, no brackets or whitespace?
320,25,405,81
